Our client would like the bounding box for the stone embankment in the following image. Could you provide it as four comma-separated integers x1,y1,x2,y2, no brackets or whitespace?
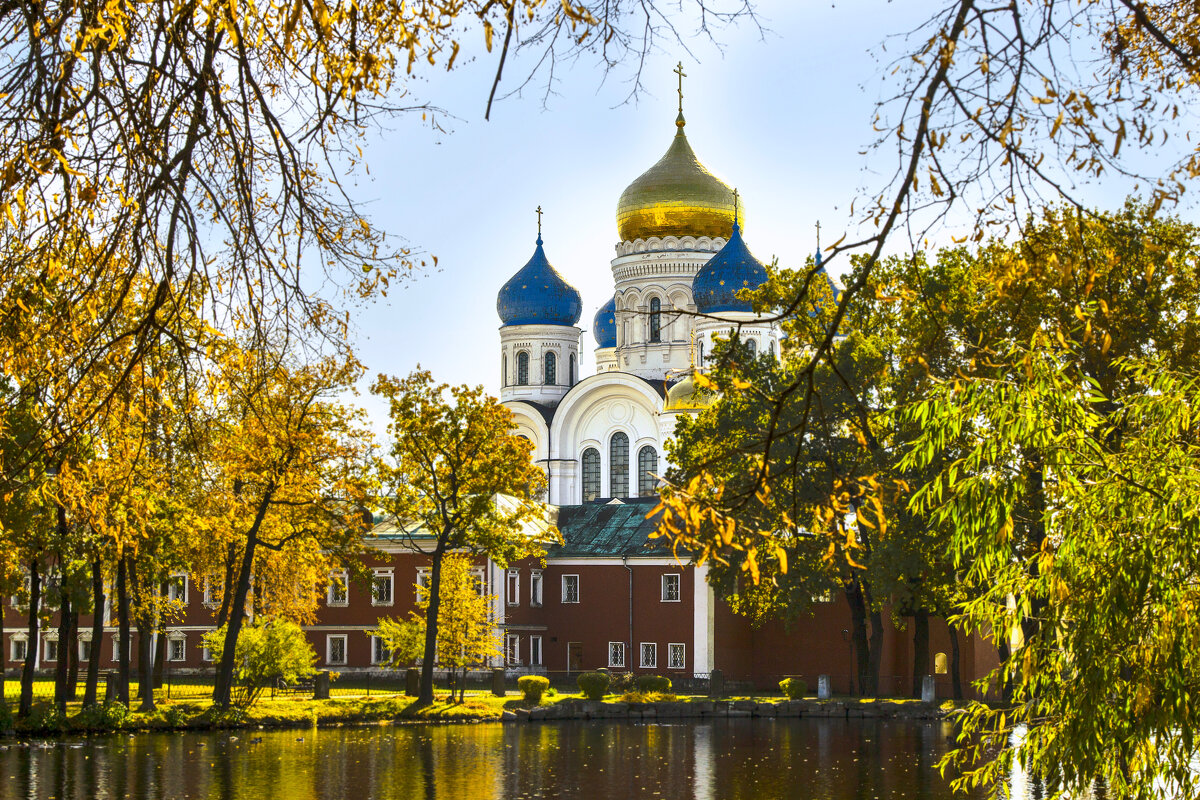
502,699,945,723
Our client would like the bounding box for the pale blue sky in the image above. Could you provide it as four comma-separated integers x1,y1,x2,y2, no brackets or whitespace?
338,0,1138,425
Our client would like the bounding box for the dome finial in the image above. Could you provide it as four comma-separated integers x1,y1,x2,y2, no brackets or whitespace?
674,61,687,128
536,204,544,245
733,188,740,229
814,219,822,265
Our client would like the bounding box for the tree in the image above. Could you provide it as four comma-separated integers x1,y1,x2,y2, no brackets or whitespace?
374,552,503,704
372,369,553,707
202,619,317,707
208,350,374,708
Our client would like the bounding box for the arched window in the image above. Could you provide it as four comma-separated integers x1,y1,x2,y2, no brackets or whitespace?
569,354,576,386
516,351,529,385
746,338,757,358
699,340,705,365
769,339,776,359
649,297,662,343
544,351,556,385
609,432,629,498
581,448,600,502
502,355,508,387
638,446,658,497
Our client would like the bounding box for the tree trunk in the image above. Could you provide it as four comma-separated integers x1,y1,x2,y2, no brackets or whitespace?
845,580,871,697
867,607,884,697
418,551,445,707
911,608,929,699
54,592,72,711
117,555,132,705
996,639,1013,704
129,564,156,712
213,489,275,708
18,559,41,718
83,558,105,707
216,543,238,628
66,605,80,701
153,628,167,689
948,623,964,701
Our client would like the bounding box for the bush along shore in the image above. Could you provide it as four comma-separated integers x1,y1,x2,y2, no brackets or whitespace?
0,694,952,737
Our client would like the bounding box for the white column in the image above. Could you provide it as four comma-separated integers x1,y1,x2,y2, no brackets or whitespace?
692,562,712,674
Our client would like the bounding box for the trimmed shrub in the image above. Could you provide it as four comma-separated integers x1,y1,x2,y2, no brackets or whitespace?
635,675,671,693
517,675,550,705
577,671,611,700
779,678,807,699
609,672,635,693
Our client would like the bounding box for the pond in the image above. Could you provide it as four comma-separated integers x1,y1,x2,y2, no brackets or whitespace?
0,718,1010,799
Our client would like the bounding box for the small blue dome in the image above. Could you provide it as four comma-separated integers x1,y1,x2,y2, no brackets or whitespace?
692,222,768,313
496,236,582,327
593,296,617,348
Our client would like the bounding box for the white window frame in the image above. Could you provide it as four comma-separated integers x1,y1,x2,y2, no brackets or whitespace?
166,572,188,604
167,635,186,662
416,568,431,603
506,569,520,607
327,570,349,606
78,636,92,662
661,573,681,602
608,641,626,668
326,634,348,666
562,574,579,604
506,634,520,666
530,570,543,607
112,637,121,662
668,643,686,670
202,579,219,608
471,568,487,597
530,635,543,667
202,645,213,663
371,568,395,607
370,635,390,665
640,642,657,669
44,637,58,663
10,636,27,663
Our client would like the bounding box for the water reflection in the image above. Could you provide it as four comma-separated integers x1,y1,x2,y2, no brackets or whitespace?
0,719,999,800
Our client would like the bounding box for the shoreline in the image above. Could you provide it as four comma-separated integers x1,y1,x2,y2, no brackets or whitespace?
0,696,953,739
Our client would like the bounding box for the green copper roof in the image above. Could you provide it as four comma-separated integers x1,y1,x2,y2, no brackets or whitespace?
549,499,673,557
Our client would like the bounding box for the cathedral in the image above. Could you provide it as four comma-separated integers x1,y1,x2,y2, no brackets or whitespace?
495,82,784,504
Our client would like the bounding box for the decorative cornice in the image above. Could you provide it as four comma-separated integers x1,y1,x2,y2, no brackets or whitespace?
615,235,727,256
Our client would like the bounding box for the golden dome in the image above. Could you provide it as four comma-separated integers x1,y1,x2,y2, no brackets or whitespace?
664,370,717,412
616,117,740,243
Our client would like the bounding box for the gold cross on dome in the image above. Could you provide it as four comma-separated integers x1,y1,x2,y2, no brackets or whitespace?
815,219,821,251
674,61,687,114
733,188,740,225
536,205,543,237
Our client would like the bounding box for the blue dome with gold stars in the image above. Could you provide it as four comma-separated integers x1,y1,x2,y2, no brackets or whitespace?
593,296,617,348
692,222,767,313
497,235,582,327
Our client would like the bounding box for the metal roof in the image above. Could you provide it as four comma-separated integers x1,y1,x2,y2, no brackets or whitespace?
549,498,674,557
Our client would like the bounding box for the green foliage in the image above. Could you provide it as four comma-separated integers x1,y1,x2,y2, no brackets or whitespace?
74,701,130,731
203,619,317,708
372,615,426,667
634,675,671,693
516,675,550,705
20,702,66,733
779,678,807,699
576,671,611,700
0,700,12,730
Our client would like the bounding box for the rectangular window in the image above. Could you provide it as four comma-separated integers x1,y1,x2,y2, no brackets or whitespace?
327,634,348,666
202,646,213,663
668,643,686,670
168,637,186,662
506,634,520,666
166,573,188,604
112,637,120,662
661,573,681,602
640,642,657,669
530,570,543,607
530,636,543,667
202,580,218,608
507,569,520,606
371,569,394,606
416,568,430,602
562,574,579,604
10,638,26,663
472,569,487,597
45,639,58,663
608,641,626,668
327,571,349,606
79,639,92,662
371,636,390,665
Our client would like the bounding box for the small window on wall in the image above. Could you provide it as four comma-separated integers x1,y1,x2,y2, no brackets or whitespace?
608,642,626,668
544,351,557,385
640,642,657,669
649,297,662,343
746,338,757,357
79,638,92,662
506,634,520,666
581,448,601,502
517,351,530,385
416,568,430,602
769,340,776,359
44,639,58,662
638,446,658,497
327,634,348,666
562,574,579,604
372,636,391,665
668,643,686,670
530,570,543,607
530,636,543,666
661,573,681,602
168,636,186,662
507,569,520,606
10,637,26,663
327,571,349,606
609,432,629,498
371,569,394,606
569,354,576,386
166,573,188,604
502,355,508,387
